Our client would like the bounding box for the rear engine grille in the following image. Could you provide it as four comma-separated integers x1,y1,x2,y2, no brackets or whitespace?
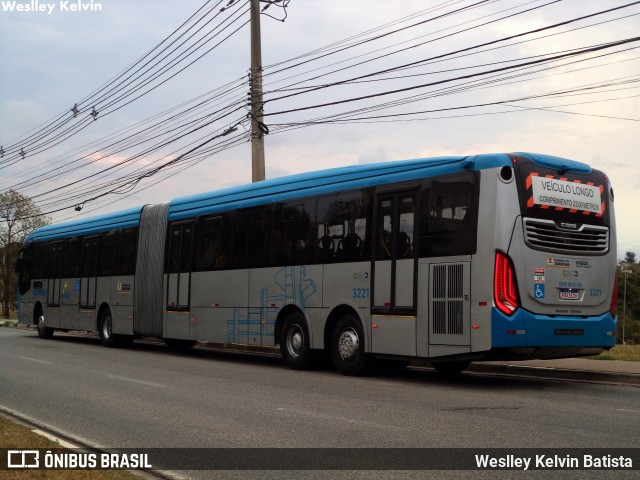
523,218,609,255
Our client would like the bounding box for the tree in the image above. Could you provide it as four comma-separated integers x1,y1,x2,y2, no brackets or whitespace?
618,253,640,344
0,190,50,319
624,251,636,265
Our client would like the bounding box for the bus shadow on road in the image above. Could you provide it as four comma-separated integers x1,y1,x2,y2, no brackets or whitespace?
27,331,573,391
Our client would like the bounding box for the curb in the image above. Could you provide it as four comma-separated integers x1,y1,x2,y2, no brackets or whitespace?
468,362,640,386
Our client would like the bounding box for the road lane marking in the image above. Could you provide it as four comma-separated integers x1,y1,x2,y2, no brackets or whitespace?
31,429,78,448
277,407,404,431
107,375,166,388
18,356,51,365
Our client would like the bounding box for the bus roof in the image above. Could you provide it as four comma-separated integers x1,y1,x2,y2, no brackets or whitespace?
167,154,513,221
25,206,144,243
512,152,592,174
25,152,589,242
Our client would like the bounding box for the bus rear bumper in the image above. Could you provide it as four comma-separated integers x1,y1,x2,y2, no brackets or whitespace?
490,307,616,354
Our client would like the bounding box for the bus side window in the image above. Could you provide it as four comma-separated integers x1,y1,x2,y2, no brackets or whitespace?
230,207,270,269
317,191,369,263
419,173,478,257
48,242,64,279
100,231,118,277
16,245,32,295
32,241,47,279
117,227,138,276
62,238,81,278
82,237,100,278
272,201,315,266
195,216,229,272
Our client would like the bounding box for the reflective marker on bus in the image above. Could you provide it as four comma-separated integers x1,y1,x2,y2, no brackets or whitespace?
15,152,618,375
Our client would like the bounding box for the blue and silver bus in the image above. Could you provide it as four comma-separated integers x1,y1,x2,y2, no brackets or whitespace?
15,152,618,375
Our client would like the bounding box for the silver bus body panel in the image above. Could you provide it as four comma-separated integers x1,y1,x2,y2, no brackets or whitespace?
371,315,416,356
467,168,509,354
509,221,615,316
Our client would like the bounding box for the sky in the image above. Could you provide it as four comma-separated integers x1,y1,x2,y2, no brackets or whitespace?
0,0,639,256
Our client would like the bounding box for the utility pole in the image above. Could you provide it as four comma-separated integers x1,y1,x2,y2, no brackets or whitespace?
621,267,632,345
250,0,266,182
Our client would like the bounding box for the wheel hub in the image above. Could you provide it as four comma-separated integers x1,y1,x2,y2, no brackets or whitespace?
287,325,304,358
338,329,359,361
102,317,112,339
291,332,302,351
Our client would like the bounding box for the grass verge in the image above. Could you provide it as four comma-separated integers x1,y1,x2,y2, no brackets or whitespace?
588,344,640,361
0,414,138,479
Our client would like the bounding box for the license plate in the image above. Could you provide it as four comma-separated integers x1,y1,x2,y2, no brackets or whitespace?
555,329,584,336
559,289,580,300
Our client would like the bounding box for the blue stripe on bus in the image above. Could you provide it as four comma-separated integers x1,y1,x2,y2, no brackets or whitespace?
25,206,144,242
25,152,577,240
491,307,616,347
168,154,515,221
168,156,465,220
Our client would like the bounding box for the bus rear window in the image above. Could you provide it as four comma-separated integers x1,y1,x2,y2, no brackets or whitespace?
511,154,610,227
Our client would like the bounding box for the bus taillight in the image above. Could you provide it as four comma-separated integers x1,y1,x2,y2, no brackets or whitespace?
494,251,520,316
610,274,618,318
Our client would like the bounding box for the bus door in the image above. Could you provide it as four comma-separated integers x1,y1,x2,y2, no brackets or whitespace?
371,191,418,356
165,222,193,338
47,242,63,307
80,236,99,309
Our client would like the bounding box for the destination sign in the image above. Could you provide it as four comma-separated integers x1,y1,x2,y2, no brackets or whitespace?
530,176,602,214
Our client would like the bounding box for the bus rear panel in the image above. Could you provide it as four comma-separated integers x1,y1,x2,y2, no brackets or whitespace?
488,153,616,360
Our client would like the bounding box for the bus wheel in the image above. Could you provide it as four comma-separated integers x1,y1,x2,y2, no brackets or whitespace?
431,360,471,375
330,313,371,376
37,313,54,339
280,312,315,370
99,309,115,347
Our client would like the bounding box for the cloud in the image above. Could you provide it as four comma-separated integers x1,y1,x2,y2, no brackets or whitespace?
1,0,638,252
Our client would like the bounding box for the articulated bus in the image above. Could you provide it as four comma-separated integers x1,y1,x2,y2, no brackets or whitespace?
15,152,617,375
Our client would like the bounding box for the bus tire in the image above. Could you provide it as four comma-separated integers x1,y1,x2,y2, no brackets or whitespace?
330,313,371,376
99,308,115,347
36,312,54,339
431,360,470,375
280,311,315,370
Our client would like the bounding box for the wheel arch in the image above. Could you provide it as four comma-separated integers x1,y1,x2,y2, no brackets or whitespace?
32,301,44,325
274,304,309,346
323,303,367,352
96,302,112,331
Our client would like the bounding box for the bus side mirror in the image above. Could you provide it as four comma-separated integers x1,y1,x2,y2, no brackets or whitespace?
14,259,23,274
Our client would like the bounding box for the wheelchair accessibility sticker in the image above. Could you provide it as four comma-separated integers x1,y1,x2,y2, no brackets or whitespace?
534,283,545,299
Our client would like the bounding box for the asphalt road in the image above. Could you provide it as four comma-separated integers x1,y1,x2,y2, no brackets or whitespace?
1,327,639,479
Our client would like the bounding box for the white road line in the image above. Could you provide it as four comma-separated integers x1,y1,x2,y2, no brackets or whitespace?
277,407,404,431
31,429,78,448
18,356,51,365
107,375,166,388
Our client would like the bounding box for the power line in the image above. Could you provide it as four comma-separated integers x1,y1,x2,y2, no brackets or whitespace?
0,0,249,165
262,37,640,117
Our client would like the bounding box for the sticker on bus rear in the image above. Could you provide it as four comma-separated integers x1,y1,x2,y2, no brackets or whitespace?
530,175,602,214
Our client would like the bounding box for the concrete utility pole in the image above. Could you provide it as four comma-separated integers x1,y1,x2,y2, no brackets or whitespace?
621,267,632,345
250,0,266,182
